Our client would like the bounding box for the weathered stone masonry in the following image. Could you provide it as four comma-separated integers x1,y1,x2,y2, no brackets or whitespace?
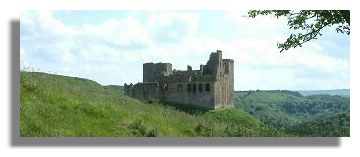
124,50,234,109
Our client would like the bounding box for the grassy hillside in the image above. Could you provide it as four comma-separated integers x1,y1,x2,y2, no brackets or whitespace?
235,91,350,136
20,72,283,137
298,89,350,96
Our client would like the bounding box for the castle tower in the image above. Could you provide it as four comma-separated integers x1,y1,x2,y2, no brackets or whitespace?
203,50,223,77
221,59,234,108
143,63,172,82
202,50,234,109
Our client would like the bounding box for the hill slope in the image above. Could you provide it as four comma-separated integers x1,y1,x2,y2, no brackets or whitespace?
20,72,283,137
297,89,350,96
234,91,350,136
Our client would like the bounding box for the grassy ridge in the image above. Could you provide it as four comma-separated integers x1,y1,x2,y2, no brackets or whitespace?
20,72,283,137
298,89,350,96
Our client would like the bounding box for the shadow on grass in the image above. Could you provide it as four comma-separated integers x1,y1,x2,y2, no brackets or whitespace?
145,100,211,115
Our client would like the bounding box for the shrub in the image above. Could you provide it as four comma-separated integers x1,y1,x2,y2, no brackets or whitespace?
128,119,161,137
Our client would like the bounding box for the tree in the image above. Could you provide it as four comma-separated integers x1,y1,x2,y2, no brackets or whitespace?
248,10,350,52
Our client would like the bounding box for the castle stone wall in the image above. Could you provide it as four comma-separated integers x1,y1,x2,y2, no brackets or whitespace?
143,63,172,82
161,82,216,108
124,50,234,109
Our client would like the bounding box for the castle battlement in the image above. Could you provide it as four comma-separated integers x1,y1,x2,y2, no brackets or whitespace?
124,50,234,109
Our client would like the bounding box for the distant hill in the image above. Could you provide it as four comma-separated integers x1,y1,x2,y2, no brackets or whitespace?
297,89,350,96
20,72,283,137
234,90,350,136
103,85,124,94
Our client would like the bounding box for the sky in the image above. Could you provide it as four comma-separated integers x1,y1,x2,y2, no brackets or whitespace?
20,11,350,91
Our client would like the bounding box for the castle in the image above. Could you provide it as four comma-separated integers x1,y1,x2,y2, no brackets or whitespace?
124,50,234,109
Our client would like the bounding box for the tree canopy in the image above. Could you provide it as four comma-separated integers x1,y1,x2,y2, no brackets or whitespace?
248,10,350,52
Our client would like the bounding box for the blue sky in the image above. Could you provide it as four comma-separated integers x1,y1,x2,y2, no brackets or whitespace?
20,11,350,90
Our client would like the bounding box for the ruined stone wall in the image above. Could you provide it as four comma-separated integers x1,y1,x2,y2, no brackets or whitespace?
143,63,172,82
203,50,222,76
124,50,234,110
223,59,234,107
213,59,234,109
142,82,160,101
124,82,159,101
161,81,216,109
171,71,215,83
124,83,133,96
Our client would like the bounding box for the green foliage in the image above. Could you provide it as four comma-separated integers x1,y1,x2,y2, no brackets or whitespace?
20,72,283,137
248,10,350,52
289,112,350,137
128,118,161,137
235,90,350,136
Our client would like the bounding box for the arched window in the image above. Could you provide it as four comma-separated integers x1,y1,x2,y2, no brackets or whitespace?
164,84,169,91
199,83,203,92
205,83,210,92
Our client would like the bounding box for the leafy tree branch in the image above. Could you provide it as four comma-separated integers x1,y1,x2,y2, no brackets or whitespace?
248,10,350,52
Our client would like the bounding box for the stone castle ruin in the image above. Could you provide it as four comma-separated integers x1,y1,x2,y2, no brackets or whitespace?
124,50,234,109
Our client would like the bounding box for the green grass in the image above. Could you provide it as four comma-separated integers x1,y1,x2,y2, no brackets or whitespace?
243,91,304,103
20,72,284,137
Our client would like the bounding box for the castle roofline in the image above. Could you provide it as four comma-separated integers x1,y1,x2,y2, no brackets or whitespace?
143,62,172,65
223,59,234,62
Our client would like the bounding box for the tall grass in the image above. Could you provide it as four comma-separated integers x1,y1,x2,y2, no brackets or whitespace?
20,71,284,137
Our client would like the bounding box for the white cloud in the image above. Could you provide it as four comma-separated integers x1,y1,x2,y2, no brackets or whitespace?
21,11,77,39
20,11,349,90
224,11,288,31
82,17,149,48
147,12,200,44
